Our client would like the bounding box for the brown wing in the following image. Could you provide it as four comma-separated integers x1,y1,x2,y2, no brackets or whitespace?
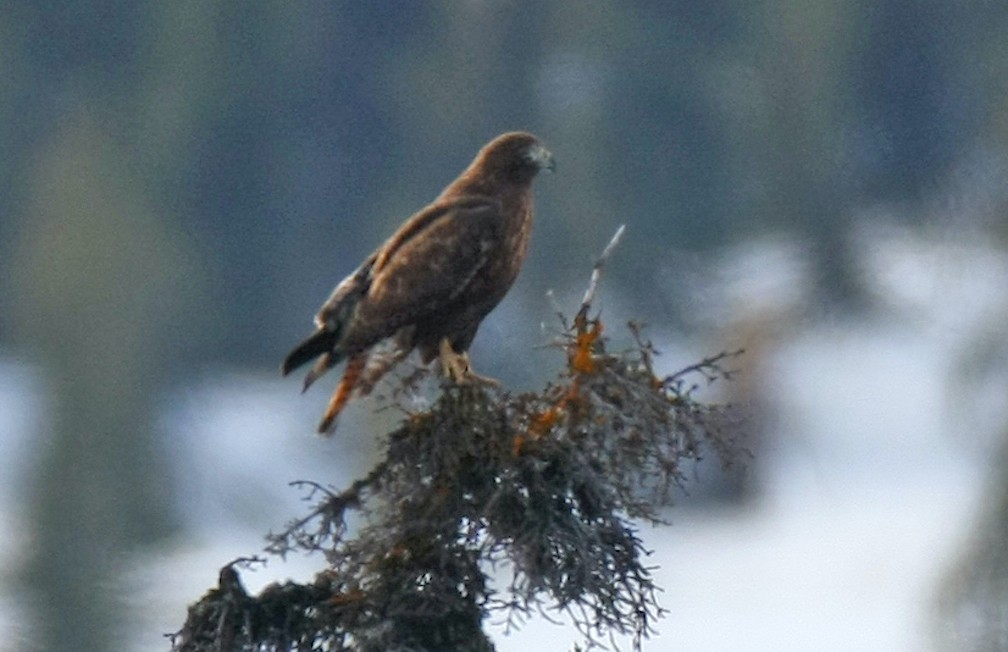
338,195,503,351
280,254,376,381
315,253,377,329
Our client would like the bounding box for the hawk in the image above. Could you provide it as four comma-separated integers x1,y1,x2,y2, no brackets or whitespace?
282,132,554,433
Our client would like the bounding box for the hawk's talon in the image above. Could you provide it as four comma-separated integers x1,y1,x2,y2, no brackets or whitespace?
458,352,500,386
439,339,500,386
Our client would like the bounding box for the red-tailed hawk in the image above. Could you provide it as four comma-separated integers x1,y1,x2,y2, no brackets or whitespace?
282,132,554,433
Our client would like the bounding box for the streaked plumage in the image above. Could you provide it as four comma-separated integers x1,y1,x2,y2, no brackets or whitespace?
282,132,553,433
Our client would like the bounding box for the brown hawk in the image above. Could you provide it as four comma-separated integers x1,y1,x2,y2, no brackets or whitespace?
281,132,554,433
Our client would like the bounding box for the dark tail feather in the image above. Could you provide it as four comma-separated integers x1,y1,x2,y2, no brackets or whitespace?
281,328,340,376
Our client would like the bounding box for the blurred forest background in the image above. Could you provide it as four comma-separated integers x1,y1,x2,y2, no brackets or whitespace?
2,2,1008,651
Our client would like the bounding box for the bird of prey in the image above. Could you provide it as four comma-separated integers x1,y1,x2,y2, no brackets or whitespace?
282,131,554,433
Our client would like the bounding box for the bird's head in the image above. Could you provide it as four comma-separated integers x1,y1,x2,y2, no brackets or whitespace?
477,132,555,185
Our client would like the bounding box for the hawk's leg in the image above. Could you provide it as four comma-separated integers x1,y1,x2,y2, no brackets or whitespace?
438,338,500,386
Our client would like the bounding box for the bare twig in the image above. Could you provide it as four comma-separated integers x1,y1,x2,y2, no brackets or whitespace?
265,463,389,556
665,349,744,387
544,288,569,331
576,225,626,326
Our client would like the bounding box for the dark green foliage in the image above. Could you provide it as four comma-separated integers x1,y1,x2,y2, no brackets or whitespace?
170,315,738,652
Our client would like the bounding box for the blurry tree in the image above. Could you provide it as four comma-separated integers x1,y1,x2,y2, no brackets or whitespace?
930,4,1008,645
935,429,1008,651
853,0,971,204
607,3,741,250
732,0,865,307
8,111,205,651
5,0,1001,359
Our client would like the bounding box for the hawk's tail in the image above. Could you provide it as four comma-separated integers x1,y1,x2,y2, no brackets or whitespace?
317,352,368,435
281,328,341,377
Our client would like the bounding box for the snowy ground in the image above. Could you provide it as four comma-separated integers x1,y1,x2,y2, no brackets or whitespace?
0,227,1002,651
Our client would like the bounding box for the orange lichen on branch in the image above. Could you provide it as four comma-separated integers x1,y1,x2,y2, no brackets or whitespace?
515,373,590,456
569,319,603,374
512,433,526,457
529,405,563,437
516,395,566,456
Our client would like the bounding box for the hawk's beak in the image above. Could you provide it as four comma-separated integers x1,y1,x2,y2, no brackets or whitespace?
529,145,556,173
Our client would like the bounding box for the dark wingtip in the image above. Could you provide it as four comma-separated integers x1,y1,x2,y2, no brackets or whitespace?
280,347,306,376
281,329,336,377
280,353,304,377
